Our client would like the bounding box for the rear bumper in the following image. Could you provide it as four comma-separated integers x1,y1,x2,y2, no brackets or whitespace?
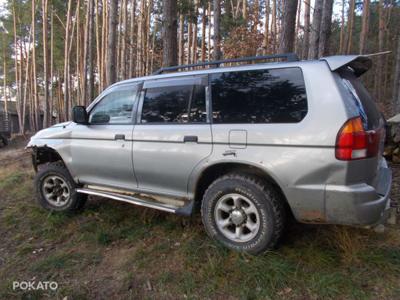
325,158,392,226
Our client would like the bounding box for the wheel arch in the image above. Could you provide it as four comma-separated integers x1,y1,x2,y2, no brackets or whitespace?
32,146,68,172
192,162,291,212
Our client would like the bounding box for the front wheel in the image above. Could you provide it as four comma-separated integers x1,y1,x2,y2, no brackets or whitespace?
201,173,286,255
35,162,87,212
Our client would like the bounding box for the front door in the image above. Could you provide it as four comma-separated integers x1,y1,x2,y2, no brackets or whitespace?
132,76,212,198
69,83,140,190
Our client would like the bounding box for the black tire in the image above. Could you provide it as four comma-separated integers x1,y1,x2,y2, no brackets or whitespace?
201,173,286,255
35,162,87,212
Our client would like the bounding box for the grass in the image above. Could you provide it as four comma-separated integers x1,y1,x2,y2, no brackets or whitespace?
0,150,399,299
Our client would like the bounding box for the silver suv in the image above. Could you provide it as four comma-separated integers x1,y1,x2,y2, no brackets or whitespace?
27,54,392,255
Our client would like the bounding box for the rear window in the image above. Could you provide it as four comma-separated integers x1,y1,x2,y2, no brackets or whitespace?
210,68,308,124
340,69,382,130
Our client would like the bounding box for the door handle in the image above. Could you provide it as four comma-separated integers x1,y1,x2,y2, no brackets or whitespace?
183,135,198,143
115,134,125,140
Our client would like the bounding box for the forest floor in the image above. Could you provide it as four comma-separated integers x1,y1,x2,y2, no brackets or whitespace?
0,136,399,299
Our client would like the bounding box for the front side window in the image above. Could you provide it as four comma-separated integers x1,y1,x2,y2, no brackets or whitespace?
211,68,308,124
141,84,206,123
89,86,138,124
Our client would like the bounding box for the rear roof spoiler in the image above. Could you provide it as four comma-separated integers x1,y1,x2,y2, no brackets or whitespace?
320,52,391,77
320,55,372,77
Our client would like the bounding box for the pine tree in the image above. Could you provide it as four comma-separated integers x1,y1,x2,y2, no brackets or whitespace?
278,0,298,53
106,0,118,86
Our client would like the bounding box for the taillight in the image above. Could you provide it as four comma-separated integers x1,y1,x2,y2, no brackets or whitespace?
335,117,381,160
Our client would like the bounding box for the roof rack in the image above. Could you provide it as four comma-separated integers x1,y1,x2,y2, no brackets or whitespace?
152,53,299,75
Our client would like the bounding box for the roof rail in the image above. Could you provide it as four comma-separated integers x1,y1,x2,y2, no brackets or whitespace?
152,53,299,75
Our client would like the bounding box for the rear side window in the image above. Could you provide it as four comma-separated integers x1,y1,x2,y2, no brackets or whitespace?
141,85,206,123
211,68,307,124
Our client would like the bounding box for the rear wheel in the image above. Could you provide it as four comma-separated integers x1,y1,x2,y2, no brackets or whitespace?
201,173,286,255
35,162,87,212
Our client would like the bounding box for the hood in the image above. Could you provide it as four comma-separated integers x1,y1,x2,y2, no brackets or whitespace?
51,121,73,128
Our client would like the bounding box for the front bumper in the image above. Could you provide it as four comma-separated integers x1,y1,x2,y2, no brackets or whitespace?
324,159,392,226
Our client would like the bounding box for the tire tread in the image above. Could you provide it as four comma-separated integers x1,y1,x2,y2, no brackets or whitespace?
201,172,286,253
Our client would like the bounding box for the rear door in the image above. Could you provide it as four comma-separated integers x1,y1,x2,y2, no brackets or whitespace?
132,75,212,197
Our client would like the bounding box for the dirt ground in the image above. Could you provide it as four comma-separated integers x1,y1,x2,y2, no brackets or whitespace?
0,136,399,299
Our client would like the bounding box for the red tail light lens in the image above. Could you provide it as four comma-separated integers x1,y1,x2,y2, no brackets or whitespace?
335,117,381,160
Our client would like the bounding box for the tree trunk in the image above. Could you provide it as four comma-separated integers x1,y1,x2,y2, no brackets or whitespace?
50,6,54,125
136,0,144,75
145,0,152,74
21,28,32,133
242,0,247,20
178,13,184,65
117,0,123,79
187,16,192,64
150,20,157,73
294,0,301,54
207,2,211,61
192,0,199,63
308,0,323,59
375,0,385,102
42,0,49,128
101,0,108,89
31,0,39,130
302,0,310,59
12,1,23,133
271,0,276,53
201,7,206,62
106,0,118,86
128,0,136,77
359,0,370,54
87,0,95,104
346,0,355,54
339,0,345,54
162,0,178,67
318,0,334,57
213,0,222,60
278,0,298,54
393,34,400,113
83,0,90,104
263,0,270,54
120,0,128,79
2,32,8,114
252,0,260,33
95,0,101,93
76,0,81,106
63,0,73,121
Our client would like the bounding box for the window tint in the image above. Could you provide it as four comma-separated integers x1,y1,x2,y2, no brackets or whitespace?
89,86,137,124
141,84,206,123
189,85,207,123
211,68,307,123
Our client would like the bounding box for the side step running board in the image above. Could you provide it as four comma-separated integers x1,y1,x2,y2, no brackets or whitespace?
76,188,194,216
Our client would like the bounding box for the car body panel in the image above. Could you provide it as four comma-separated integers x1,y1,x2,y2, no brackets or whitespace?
68,124,137,190
132,124,212,197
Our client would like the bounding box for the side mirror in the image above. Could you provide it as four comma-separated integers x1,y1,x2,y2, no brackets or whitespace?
72,106,88,124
